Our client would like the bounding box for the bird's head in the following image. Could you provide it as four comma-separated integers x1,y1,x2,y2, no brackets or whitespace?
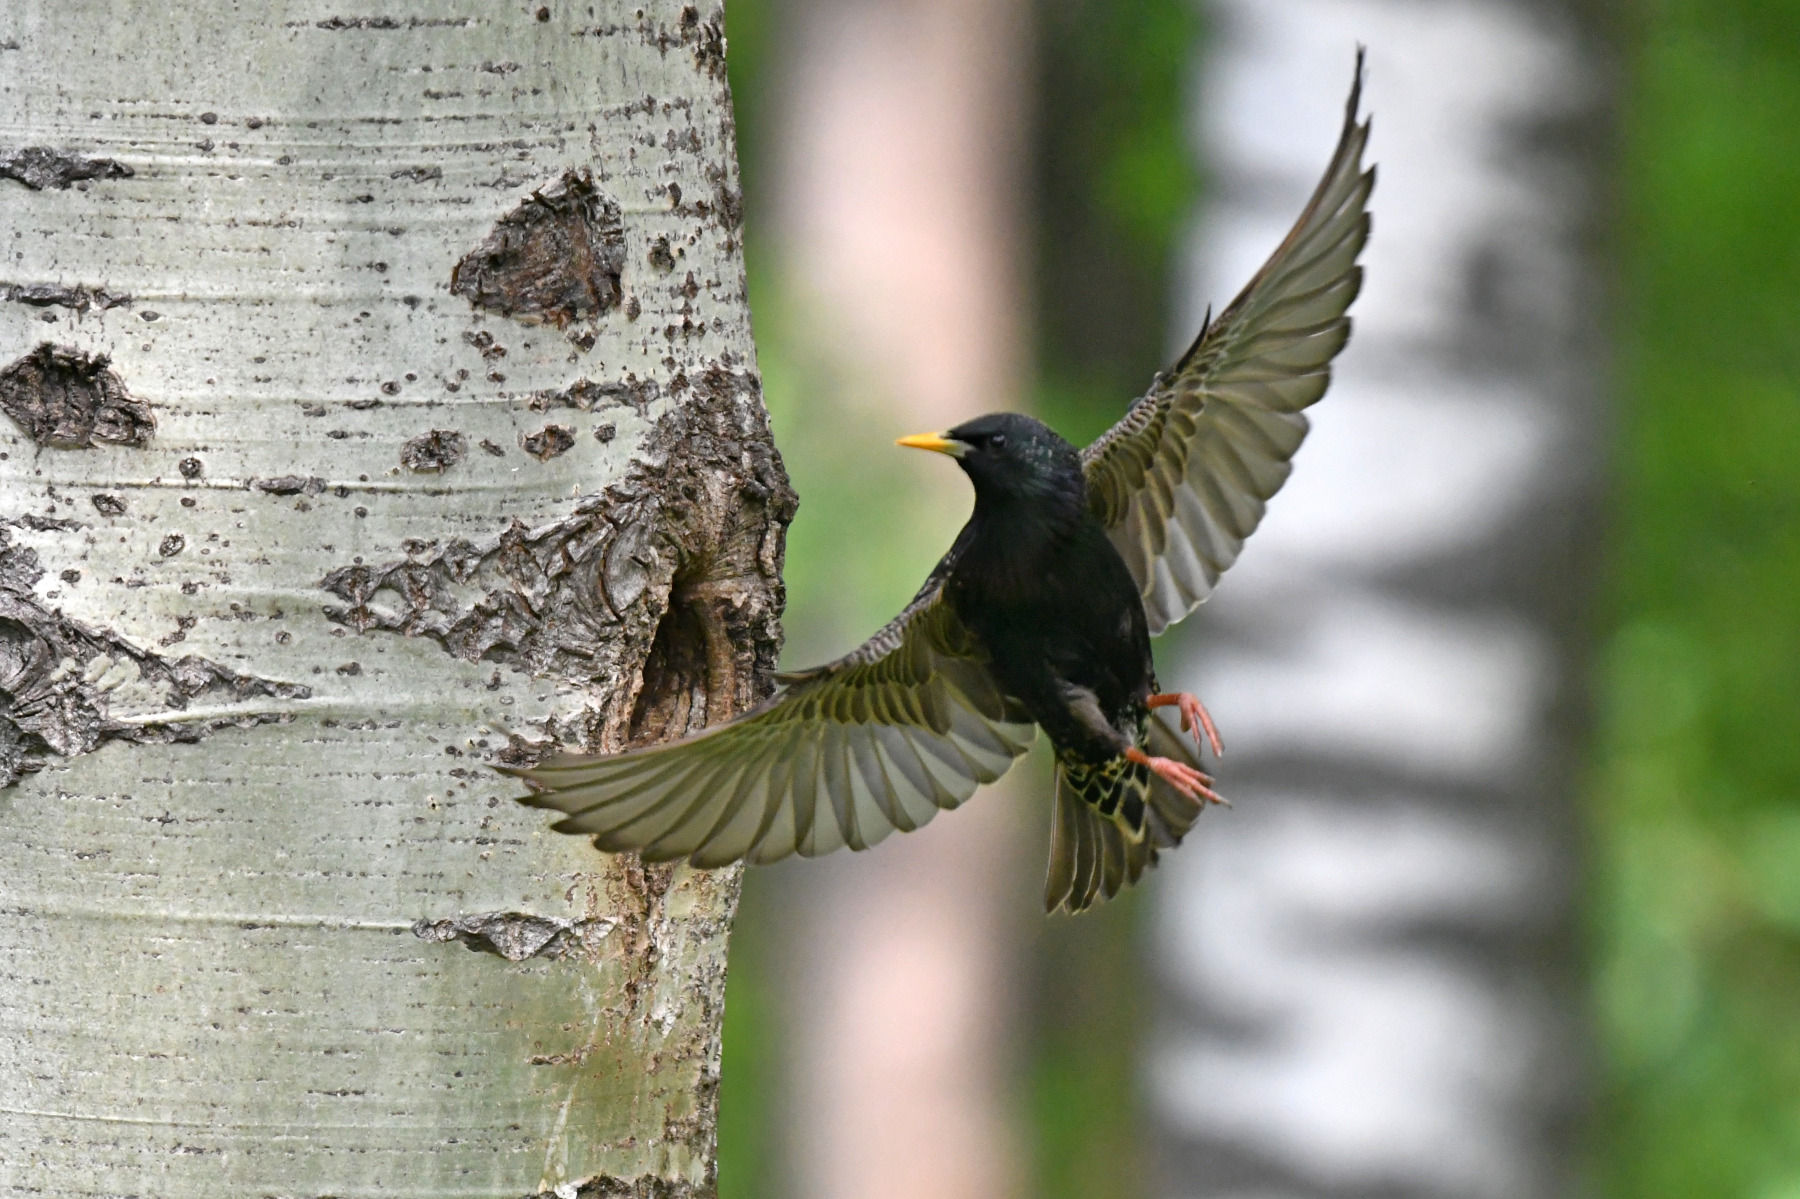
897,412,1084,511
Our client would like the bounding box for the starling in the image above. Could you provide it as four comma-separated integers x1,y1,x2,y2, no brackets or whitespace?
506,58,1373,914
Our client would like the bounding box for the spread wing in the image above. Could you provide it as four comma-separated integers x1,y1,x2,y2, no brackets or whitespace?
505,564,1036,868
1083,53,1374,634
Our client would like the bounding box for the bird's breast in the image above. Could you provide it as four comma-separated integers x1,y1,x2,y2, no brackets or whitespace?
950,520,1154,715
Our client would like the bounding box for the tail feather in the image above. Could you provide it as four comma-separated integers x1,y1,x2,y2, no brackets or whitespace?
1045,778,1080,912
1043,712,1210,915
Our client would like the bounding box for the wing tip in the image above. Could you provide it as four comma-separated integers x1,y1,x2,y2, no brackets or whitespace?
1339,49,1374,174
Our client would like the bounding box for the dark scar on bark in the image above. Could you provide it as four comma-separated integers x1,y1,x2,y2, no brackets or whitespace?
528,375,658,415
320,366,796,757
647,236,676,273
449,169,626,329
595,5,727,84
520,424,575,461
0,344,154,449
0,147,133,191
400,429,467,473
683,6,729,81
527,1176,711,1199
0,524,310,789
303,15,473,30
412,912,616,962
254,475,326,497
1,283,131,313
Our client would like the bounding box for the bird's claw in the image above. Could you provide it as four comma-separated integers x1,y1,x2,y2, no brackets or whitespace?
1127,747,1228,807
1148,691,1225,759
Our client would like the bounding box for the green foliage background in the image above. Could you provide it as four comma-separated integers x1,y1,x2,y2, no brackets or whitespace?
715,1,1800,1196
1595,1,1800,1196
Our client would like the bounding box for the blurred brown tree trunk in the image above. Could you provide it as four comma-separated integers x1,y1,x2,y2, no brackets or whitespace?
749,1,1035,1197
1149,3,1613,1197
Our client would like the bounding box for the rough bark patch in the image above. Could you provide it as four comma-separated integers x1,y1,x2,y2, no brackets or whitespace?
450,169,627,328
683,6,728,82
589,5,729,85
1,283,131,312
322,365,796,754
0,146,133,191
647,236,676,274
413,912,617,962
529,375,660,415
520,424,575,461
0,344,154,449
305,15,475,30
533,1178,711,1199
400,429,467,473
253,474,326,496
0,524,310,788
709,168,744,232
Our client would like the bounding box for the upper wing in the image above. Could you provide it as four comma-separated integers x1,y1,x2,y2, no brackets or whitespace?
1083,53,1374,634
505,569,1036,868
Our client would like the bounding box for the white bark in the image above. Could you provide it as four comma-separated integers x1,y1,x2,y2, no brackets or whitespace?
1150,2,1609,1196
0,4,783,1196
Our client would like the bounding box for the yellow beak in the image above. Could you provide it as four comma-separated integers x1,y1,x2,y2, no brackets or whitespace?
896,431,966,457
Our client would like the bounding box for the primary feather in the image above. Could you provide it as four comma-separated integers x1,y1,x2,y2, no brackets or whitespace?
1084,55,1374,630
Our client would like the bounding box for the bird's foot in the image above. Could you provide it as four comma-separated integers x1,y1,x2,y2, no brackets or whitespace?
1147,691,1224,758
1125,747,1227,806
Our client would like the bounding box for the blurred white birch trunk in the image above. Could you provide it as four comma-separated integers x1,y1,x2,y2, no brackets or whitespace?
0,3,785,1195
1150,2,1611,1196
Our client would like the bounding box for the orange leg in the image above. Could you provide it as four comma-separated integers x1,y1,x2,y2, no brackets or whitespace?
1147,691,1225,759
1125,747,1227,806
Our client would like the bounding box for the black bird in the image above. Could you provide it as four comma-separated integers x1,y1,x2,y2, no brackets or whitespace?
506,58,1373,913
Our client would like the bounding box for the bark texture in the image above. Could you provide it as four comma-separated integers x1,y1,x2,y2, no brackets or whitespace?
0,3,785,1196
1150,2,1610,1197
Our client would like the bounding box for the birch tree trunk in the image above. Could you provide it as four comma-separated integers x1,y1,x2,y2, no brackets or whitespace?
1150,2,1611,1196
0,4,786,1196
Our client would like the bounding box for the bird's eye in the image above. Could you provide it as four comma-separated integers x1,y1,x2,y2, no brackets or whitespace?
989,433,1006,450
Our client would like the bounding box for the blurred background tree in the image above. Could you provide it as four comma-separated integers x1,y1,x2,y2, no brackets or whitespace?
715,0,1800,1197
